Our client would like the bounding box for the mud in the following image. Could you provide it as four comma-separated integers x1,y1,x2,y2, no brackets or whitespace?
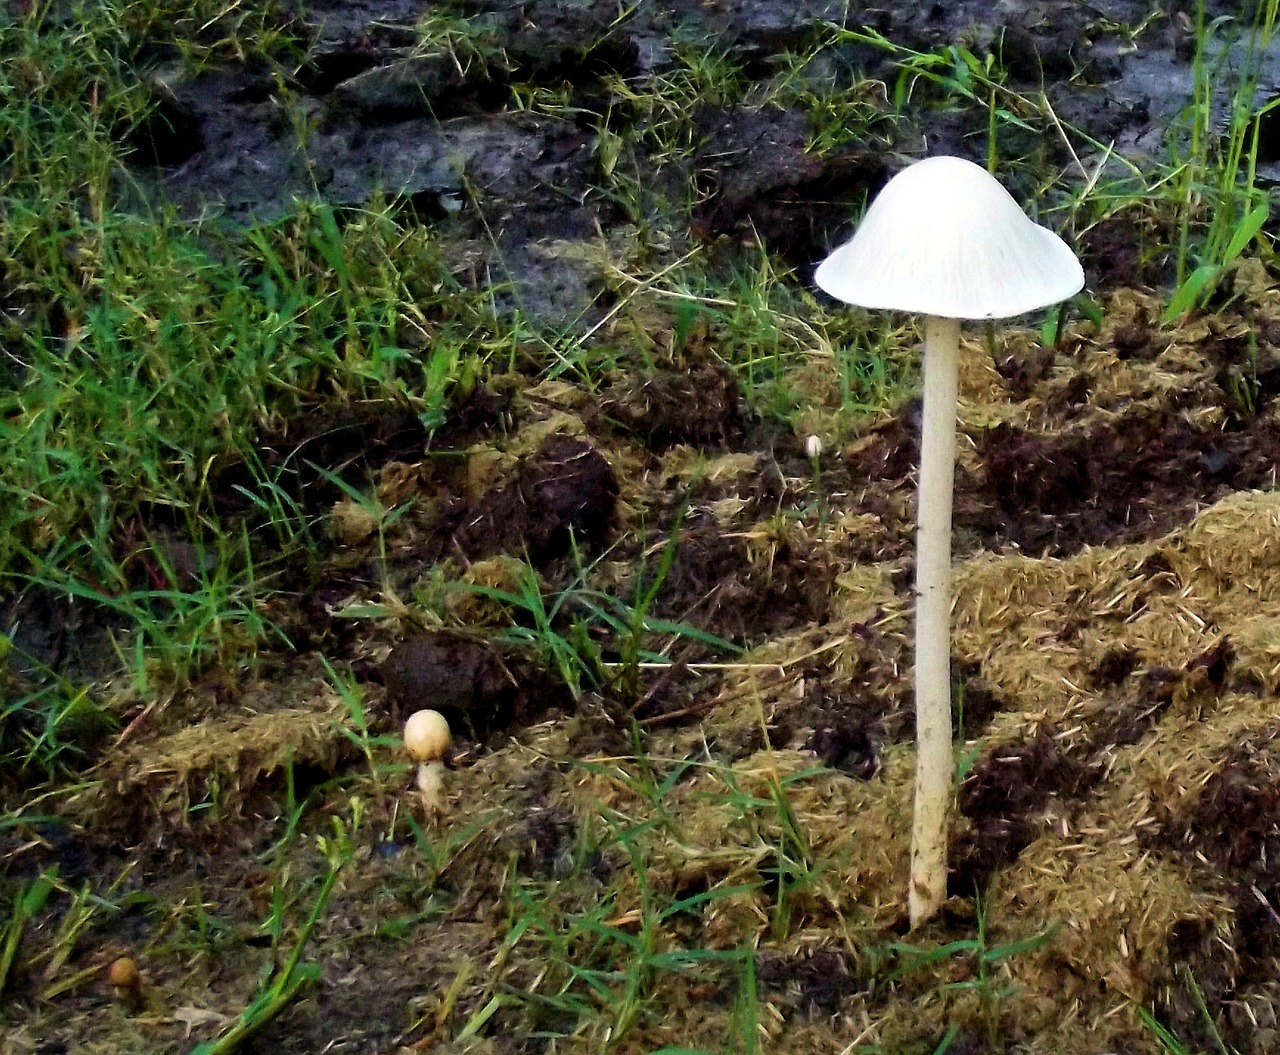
756,944,863,1015
119,0,1262,324
380,630,564,738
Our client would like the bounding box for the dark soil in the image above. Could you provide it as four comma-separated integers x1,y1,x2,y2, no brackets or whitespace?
380,630,565,738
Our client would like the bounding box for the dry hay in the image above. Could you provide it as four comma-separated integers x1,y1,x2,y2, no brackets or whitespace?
988,822,1232,1038
555,742,915,1049
74,672,353,826
913,489,1280,1049
952,489,1280,729
952,288,1256,447
642,486,1280,1051
511,477,1280,1054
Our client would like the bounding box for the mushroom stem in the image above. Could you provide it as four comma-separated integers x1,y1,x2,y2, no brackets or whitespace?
416,760,446,811
909,314,961,928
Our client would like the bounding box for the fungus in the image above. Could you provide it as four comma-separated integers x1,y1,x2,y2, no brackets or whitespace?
403,708,452,810
815,155,1083,927
806,434,825,523
106,955,143,1011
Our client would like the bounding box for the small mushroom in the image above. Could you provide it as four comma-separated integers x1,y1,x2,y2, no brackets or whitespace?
815,155,1083,927
805,434,826,524
106,955,143,1011
403,709,452,810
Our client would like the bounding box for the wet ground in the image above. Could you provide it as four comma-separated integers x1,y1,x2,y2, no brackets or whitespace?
127,0,1262,319
8,1,1280,1053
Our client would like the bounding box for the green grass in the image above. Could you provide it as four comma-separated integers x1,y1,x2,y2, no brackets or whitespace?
0,0,512,772
190,803,359,1055
0,869,57,1003
886,899,1060,1051
1139,967,1236,1055
488,751,803,1050
449,525,744,708
0,196,488,711
1161,0,1278,320
0,1,1031,757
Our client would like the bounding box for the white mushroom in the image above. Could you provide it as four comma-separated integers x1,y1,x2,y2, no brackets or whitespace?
815,155,1083,927
403,709,452,810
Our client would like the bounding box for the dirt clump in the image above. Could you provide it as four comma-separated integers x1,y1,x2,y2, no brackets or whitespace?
691,106,889,268
756,944,862,1015
952,728,1090,897
1160,731,1280,955
380,631,565,739
652,514,837,644
449,436,619,565
600,360,745,449
210,402,432,520
1143,730,1280,1054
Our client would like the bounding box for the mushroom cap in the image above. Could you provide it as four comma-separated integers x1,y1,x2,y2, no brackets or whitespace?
815,155,1084,320
403,709,452,763
106,956,141,989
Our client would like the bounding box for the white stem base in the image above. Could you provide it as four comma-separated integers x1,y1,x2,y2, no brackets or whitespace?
909,315,961,928
417,761,445,811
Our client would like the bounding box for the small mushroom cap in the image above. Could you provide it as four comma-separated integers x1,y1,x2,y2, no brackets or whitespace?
106,956,141,989
815,155,1084,320
403,709,452,763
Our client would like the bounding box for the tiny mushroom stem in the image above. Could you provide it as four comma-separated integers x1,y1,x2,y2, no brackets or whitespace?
806,434,826,525
815,156,1083,927
403,709,452,812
